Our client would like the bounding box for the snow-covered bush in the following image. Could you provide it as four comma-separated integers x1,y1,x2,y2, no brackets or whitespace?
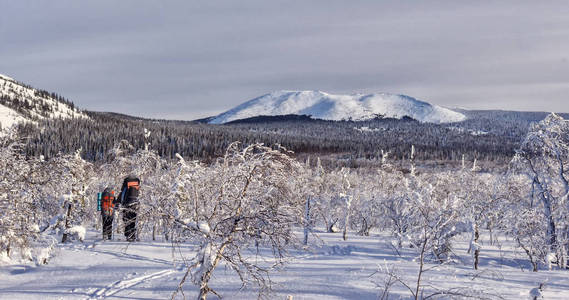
308,166,355,233
366,165,411,243
0,139,67,263
455,167,506,269
0,140,44,261
170,142,305,299
42,150,94,243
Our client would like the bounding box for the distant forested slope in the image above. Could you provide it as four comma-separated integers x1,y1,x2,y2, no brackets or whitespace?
16,110,549,170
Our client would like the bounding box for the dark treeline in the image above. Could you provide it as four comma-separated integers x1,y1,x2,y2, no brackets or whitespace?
15,111,534,169
457,110,569,137
226,115,522,165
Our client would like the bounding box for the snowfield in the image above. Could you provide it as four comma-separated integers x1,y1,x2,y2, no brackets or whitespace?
1,229,567,299
209,90,466,124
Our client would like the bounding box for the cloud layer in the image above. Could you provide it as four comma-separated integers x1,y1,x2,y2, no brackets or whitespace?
1,1,568,119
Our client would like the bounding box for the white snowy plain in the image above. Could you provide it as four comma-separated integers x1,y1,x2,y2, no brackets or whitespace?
1,229,567,300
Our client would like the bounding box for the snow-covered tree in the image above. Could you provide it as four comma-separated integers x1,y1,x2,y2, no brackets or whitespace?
171,143,305,299
510,113,569,268
0,141,36,260
455,166,502,270
295,157,324,245
372,166,411,245
44,149,94,243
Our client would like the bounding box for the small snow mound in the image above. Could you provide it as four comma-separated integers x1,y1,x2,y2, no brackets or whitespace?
0,251,11,264
197,221,210,234
67,226,86,242
36,247,52,265
21,248,33,261
29,224,40,233
180,219,210,235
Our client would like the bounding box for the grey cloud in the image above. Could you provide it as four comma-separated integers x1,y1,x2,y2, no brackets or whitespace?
1,0,568,120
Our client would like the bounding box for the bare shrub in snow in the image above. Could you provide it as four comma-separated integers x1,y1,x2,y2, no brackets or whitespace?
0,140,48,261
43,150,94,243
309,166,351,233
170,142,305,299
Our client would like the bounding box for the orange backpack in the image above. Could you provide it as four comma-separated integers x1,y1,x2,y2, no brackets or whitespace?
101,190,115,216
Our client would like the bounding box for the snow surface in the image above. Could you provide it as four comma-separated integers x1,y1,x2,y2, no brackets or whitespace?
209,90,467,124
1,229,568,299
0,74,15,82
0,104,27,135
66,226,86,242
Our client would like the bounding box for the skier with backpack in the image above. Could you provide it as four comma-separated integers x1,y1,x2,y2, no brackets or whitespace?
120,175,141,242
97,187,117,240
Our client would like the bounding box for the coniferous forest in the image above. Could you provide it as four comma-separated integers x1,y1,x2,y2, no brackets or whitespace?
16,110,567,171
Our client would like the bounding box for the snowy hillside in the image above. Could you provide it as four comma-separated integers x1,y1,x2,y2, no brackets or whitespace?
0,103,27,133
209,90,466,124
0,73,87,133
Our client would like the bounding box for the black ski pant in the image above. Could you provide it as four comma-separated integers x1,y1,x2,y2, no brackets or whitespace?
123,203,139,241
102,214,113,240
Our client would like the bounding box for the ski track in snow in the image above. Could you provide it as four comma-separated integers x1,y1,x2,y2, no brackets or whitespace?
89,269,175,299
3,229,569,299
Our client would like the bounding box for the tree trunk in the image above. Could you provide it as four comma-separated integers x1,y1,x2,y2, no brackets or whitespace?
198,286,208,300
303,196,310,245
533,174,557,251
343,196,351,241
474,224,480,270
197,243,228,300
359,217,369,236
61,202,73,243
415,236,428,300
322,216,329,232
488,220,494,246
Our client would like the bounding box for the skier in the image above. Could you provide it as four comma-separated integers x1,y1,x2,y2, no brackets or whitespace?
120,175,141,242
98,187,117,240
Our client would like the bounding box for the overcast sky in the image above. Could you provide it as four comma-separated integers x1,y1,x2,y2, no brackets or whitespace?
1,1,568,120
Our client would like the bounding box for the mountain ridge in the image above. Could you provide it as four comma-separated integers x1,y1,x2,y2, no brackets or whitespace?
208,90,467,124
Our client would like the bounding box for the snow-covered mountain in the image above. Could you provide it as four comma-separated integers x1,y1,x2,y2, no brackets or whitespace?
208,90,466,124
0,74,87,134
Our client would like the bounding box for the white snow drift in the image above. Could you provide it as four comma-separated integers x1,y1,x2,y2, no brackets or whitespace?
209,90,466,124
